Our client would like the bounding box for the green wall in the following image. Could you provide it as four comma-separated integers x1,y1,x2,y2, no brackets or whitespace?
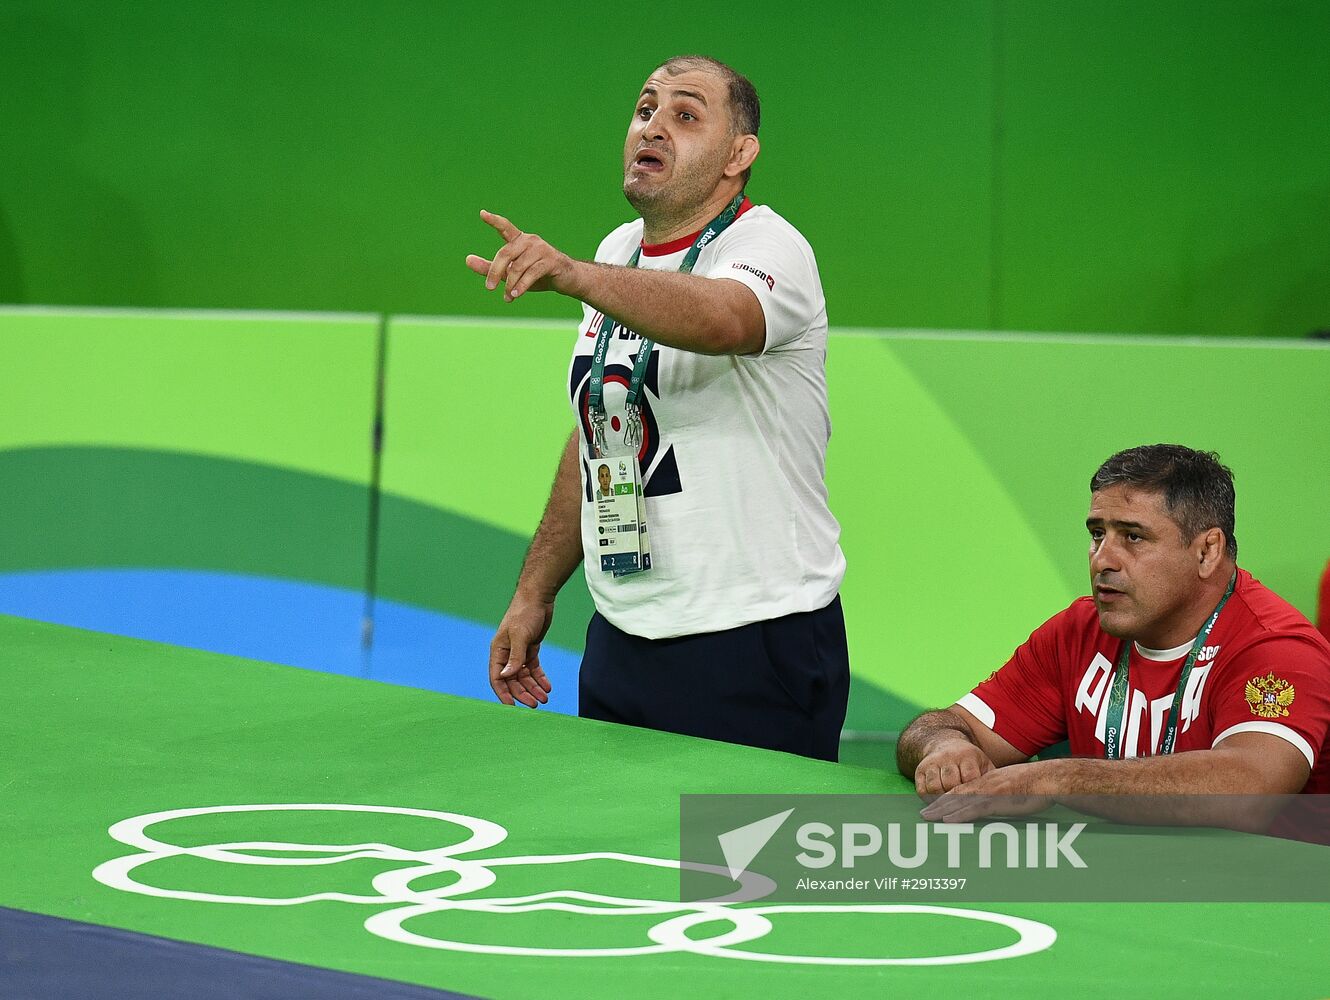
1,2,1327,337
3,308,1328,730
379,319,1330,728
0,309,377,481
0,308,378,588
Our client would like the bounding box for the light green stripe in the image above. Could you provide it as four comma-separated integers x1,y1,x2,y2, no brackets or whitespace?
381,317,579,537
0,311,379,486
829,338,1072,707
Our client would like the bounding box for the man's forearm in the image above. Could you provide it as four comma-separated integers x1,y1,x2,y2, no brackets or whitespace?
1036,753,1290,831
896,709,979,777
561,262,760,356
515,431,585,602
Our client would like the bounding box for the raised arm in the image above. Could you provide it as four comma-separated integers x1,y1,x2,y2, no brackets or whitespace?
487,429,584,708
465,211,766,356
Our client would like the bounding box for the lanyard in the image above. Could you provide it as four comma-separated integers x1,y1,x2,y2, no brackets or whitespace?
1102,572,1236,760
586,192,746,457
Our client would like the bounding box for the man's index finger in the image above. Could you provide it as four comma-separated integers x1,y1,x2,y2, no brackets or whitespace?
480,209,521,242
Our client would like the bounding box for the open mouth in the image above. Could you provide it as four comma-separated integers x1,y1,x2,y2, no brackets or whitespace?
632,150,666,172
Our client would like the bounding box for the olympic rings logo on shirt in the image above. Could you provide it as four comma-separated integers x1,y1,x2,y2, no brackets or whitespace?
92,803,1056,966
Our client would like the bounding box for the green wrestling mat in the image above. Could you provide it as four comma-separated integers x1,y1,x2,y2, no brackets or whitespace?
3,614,1327,998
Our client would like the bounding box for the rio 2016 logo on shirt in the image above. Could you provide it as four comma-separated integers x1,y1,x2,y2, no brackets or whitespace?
570,347,682,499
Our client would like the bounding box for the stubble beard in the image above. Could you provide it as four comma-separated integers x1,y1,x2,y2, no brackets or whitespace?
1095,609,1131,640
623,148,732,235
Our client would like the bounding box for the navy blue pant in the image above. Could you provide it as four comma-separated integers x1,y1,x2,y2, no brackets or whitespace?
578,596,850,762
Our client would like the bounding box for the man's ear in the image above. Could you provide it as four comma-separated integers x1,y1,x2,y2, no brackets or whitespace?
723,134,760,178
1196,527,1228,579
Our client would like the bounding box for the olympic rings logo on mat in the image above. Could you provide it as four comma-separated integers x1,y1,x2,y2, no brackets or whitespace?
92,803,1056,965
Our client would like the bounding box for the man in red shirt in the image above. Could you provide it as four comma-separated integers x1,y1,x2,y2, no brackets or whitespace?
897,444,1330,835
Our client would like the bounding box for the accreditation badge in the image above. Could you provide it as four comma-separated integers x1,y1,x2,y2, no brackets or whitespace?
614,463,652,577
593,456,646,574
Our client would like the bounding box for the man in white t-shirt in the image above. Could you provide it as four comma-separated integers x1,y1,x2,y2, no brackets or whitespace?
465,55,848,760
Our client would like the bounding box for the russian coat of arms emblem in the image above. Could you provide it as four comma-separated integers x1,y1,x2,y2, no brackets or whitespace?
1244,672,1296,719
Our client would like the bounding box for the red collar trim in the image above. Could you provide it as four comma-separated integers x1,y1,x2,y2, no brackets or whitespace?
639,197,754,256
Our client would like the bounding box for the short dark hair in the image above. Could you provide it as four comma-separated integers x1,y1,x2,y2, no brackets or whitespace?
657,54,760,185
1090,444,1237,559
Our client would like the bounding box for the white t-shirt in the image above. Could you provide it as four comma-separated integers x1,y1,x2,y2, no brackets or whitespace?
565,200,845,639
